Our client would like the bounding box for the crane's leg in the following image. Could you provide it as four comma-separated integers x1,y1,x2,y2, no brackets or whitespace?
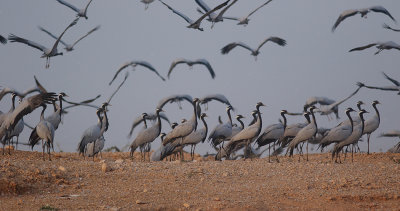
48,141,51,161
93,141,96,162
16,136,19,150
306,142,309,161
42,140,45,161
268,143,271,163
351,145,354,163
367,134,371,155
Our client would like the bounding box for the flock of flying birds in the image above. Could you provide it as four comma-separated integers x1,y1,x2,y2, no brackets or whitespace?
1,0,400,162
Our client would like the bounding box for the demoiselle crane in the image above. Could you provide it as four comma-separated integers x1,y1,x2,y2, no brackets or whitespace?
332,6,396,32
109,60,165,86
39,25,100,52
32,104,55,161
195,0,238,27
357,72,400,95
224,0,273,25
208,106,233,149
168,58,216,79
349,41,400,55
332,110,368,163
221,36,287,60
181,113,208,160
362,100,381,154
8,18,79,68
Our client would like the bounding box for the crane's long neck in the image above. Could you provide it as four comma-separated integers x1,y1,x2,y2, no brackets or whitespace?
11,95,17,111
52,101,57,112
40,105,46,121
97,112,102,129
256,106,263,134
310,110,318,135
143,117,148,129
373,104,380,123
346,110,354,132
192,102,198,131
202,117,208,138
156,111,162,135
58,96,63,118
281,113,287,130
103,110,109,132
238,119,244,130
360,113,365,134
227,109,232,126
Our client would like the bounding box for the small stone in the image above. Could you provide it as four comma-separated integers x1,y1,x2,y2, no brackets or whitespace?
58,166,66,172
110,207,120,211
222,172,228,177
143,188,148,193
115,159,124,164
183,203,190,208
136,200,146,204
214,197,220,201
101,163,111,173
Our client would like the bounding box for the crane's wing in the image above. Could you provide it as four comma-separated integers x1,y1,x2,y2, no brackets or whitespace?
329,86,361,109
156,94,193,110
382,72,400,86
379,130,400,137
216,0,238,20
38,26,69,47
190,0,230,27
71,25,100,48
200,94,231,107
50,18,79,53
331,9,359,32
357,82,399,91
168,58,188,78
8,34,47,52
84,0,94,13
221,42,255,54
135,61,166,81
9,93,57,129
246,0,273,18
107,72,129,104
159,0,194,24
349,43,377,52
33,75,48,93
255,36,286,52
195,0,212,13
56,0,80,13
382,23,400,32
109,62,132,85
194,59,216,79
369,6,396,23
0,35,7,44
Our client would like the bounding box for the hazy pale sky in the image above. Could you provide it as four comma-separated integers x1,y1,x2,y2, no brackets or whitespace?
1,0,399,155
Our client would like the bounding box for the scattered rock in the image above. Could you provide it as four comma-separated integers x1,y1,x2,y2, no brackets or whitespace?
136,200,146,205
101,163,112,173
183,203,190,208
115,159,124,164
214,197,220,201
58,166,66,172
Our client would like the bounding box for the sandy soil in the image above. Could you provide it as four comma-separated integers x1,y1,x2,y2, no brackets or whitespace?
1,149,400,211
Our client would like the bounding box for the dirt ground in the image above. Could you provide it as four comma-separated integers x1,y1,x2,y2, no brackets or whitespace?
1,149,400,211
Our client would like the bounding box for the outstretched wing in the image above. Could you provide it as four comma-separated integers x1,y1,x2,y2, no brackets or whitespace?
156,94,193,110
200,94,232,107
382,23,400,32
168,58,188,78
369,6,396,23
107,72,129,104
56,0,80,13
221,42,255,54
332,9,359,32
71,25,100,48
216,0,238,20
382,72,400,86
50,18,79,53
329,86,361,109
135,61,165,81
38,26,68,47
349,43,377,52
109,62,132,85
255,36,286,52
159,0,193,24
193,59,216,79
246,0,273,18
8,34,47,52
190,0,230,27
0,35,7,44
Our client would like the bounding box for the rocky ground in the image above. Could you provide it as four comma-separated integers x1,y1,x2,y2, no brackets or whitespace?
1,149,400,210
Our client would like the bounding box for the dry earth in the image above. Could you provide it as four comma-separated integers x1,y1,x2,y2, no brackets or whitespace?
1,149,400,210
